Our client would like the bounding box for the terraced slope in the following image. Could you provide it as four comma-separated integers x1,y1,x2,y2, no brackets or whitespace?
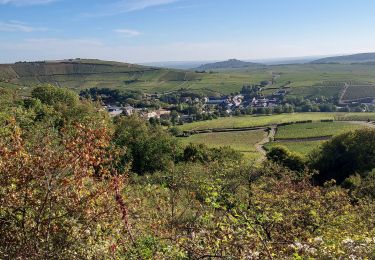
0,59,272,95
0,59,204,93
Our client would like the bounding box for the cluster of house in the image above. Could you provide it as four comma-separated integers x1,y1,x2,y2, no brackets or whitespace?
205,95,244,113
105,88,288,119
250,97,278,108
205,91,286,111
105,105,171,119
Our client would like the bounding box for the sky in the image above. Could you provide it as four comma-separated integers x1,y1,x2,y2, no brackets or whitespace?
1,0,375,63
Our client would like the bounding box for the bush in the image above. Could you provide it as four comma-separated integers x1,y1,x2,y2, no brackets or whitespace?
267,146,305,171
310,129,375,184
0,119,129,259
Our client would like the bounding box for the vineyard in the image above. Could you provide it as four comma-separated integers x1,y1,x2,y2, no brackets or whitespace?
274,121,366,140
342,84,375,101
179,130,266,160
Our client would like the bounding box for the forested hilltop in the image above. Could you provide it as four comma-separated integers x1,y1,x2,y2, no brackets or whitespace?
1,85,375,259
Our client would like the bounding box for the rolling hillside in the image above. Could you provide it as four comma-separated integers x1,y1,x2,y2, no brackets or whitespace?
311,53,375,64
0,59,272,95
3,59,375,99
0,59,201,92
195,59,265,70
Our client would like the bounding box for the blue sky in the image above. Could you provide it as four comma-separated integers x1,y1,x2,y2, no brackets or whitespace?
1,0,375,63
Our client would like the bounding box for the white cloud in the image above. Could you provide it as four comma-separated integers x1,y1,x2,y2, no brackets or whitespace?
114,0,181,12
114,28,142,37
0,21,47,32
0,0,58,6
82,0,182,17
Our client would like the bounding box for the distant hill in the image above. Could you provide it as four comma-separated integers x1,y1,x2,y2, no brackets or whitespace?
195,59,264,70
0,59,203,93
141,61,210,69
311,53,375,64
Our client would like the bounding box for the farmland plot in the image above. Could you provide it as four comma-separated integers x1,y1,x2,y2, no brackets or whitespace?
342,84,375,101
275,122,366,140
179,130,267,160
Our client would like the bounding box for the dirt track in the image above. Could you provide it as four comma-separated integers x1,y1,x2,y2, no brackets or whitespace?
255,126,276,161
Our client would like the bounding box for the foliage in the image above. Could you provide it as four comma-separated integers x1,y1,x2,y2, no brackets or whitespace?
343,170,375,200
2,87,375,259
182,143,243,164
310,128,375,184
0,118,130,259
113,115,180,174
266,146,306,171
31,84,79,107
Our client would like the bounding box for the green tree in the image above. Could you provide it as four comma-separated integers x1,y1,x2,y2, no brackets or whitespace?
113,115,180,174
32,84,79,107
310,129,375,184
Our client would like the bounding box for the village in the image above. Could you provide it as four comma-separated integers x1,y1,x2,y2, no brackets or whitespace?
103,81,288,123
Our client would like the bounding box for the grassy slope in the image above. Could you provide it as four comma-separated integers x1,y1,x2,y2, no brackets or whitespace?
179,130,266,161
4,61,375,99
263,64,375,99
270,64,375,87
264,141,324,156
178,112,375,131
0,60,271,95
266,121,372,156
275,122,366,139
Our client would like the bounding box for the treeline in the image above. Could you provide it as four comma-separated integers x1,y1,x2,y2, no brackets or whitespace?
1,85,375,259
80,87,161,108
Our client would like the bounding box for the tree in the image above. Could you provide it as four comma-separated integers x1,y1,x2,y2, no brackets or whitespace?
32,84,79,107
310,129,375,184
113,115,180,174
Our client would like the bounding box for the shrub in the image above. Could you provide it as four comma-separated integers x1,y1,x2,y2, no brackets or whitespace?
267,146,305,171
310,129,375,184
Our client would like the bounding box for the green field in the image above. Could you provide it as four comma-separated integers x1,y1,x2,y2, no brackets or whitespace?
4,61,375,98
266,120,373,156
180,119,374,159
269,64,375,87
264,141,324,156
275,122,367,140
260,64,375,99
343,85,375,101
179,112,375,131
0,60,272,96
179,130,266,160
335,113,375,121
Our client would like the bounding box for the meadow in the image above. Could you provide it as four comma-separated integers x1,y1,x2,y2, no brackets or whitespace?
178,130,266,160
264,141,324,156
180,119,374,159
275,121,367,140
266,120,374,156
178,112,375,131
